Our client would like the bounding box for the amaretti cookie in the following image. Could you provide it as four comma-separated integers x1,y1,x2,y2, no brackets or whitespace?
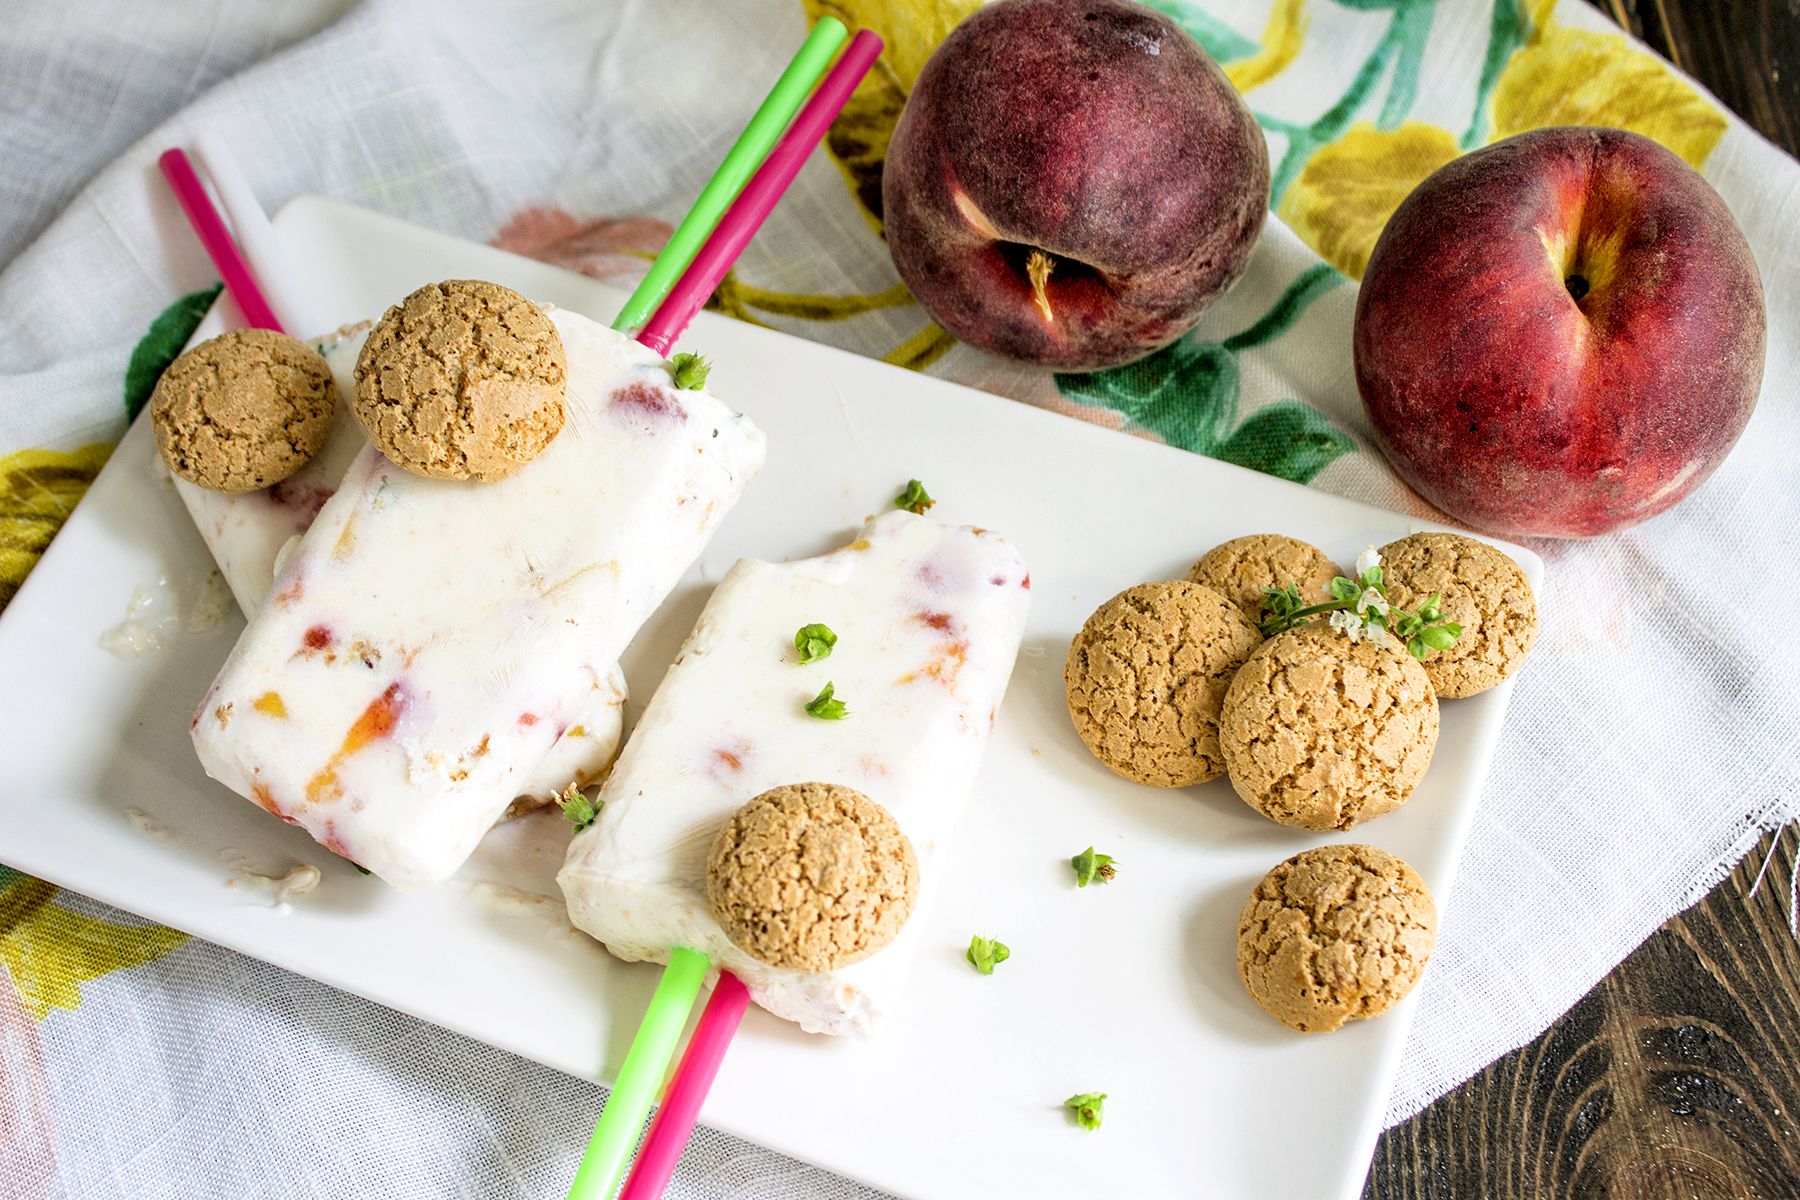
706,782,919,973
1236,843,1437,1033
1190,533,1343,624
352,279,566,481
151,328,336,493
1220,624,1438,830
1065,581,1261,787
1378,532,1537,698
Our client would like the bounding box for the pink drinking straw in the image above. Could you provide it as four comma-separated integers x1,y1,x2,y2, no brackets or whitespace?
635,28,884,356
157,148,286,334
616,972,752,1200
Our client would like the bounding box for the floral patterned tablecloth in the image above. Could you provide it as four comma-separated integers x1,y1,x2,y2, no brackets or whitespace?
2,2,1796,1196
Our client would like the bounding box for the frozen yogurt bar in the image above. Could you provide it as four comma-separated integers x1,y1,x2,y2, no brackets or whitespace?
192,309,764,887
171,322,626,803
559,510,1030,1035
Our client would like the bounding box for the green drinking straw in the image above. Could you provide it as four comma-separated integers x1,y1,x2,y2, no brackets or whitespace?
567,947,711,1200
609,16,849,335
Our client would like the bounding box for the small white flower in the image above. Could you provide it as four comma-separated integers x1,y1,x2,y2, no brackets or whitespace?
1329,608,1363,642
1364,621,1391,647
1355,545,1382,577
1355,587,1390,617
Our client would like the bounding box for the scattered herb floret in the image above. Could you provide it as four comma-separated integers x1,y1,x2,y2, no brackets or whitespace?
794,622,838,665
1070,847,1117,887
804,682,848,720
559,783,601,833
966,934,1010,975
894,479,935,515
669,352,711,391
1065,1092,1107,1132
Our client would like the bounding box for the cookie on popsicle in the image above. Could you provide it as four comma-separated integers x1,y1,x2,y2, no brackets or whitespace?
152,328,336,493
707,782,919,973
352,279,567,482
560,509,1030,1036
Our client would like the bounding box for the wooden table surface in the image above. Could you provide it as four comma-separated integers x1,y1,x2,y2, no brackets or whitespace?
1370,5,1800,1196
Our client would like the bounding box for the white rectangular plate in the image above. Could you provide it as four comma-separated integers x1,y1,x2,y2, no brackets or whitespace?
0,198,1540,1200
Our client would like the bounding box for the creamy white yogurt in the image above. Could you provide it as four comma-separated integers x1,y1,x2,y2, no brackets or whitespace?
192,311,764,888
560,510,1030,1035
171,319,625,801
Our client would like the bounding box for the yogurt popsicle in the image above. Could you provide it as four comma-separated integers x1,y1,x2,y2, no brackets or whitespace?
172,321,628,803
192,307,765,887
558,509,1031,1035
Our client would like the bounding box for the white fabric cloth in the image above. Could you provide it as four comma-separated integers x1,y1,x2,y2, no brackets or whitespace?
2,1,1797,1196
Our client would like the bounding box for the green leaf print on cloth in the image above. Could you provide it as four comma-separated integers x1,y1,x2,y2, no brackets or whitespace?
1245,0,1441,204
1053,264,1353,485
123,284,222,421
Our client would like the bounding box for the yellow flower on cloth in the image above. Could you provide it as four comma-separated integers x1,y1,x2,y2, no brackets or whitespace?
1276,0,1725,280
1280,123,1461,279
0,443,113,612
1490,16,1725,165
0,869,188,1020
1221,0,1308,95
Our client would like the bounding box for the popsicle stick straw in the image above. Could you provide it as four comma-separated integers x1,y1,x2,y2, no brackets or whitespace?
567,947,711,1200
636,27,885,356
568,29,884,1200
616,973,751,1200
157,148,285,333
611,16,848,336
192,133,324,337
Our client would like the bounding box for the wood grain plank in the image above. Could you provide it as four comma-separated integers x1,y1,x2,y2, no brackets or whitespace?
1370,829,1800,1198
1601,0,1800,155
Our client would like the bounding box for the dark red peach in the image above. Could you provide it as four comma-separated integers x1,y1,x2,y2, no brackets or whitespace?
882,0,1269,369
1354,127,1765,538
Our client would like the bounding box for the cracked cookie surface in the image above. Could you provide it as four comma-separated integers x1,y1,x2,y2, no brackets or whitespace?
1221,624,1438,830
1064,581,1261,788
151,328,336,493
1379,532,1536,698
1189,533,1344,624
706,782,918,973
352,279,566,481
1236,843,1437,1033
